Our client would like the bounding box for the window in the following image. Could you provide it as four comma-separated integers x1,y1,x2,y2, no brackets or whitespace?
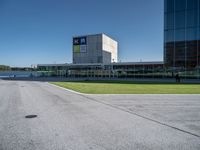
187,28,197,41
165,13,175,29
165,30,174,42
187,10,198,27
175,29,185,41
175,11,186,29
175,0,186,11
166,0,175,12
187,0,198,10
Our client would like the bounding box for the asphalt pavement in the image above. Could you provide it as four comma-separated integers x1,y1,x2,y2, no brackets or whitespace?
0,79,200,150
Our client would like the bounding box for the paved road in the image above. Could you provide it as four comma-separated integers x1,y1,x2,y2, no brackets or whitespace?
0,80,200,150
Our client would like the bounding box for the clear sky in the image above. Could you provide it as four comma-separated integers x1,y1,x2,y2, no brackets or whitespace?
0,0,164,67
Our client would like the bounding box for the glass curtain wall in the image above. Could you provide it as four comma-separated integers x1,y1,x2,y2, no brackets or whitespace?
164,0,200,78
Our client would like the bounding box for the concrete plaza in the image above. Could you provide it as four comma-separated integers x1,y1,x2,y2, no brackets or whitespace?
0,80,199,150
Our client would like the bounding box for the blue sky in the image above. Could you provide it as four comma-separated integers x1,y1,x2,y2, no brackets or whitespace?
0,0,164,67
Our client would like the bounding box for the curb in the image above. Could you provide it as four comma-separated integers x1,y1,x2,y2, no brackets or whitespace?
47,82,83,95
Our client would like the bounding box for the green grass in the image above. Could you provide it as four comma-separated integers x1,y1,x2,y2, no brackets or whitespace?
50,81,200,94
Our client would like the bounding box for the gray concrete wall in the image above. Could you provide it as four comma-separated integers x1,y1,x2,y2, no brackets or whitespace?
73,34,102,64
73,34,118,64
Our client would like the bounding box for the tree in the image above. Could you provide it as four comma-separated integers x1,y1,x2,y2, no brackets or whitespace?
0,65,11,71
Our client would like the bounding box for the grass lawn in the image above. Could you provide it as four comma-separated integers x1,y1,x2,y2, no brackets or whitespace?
50,81,200,94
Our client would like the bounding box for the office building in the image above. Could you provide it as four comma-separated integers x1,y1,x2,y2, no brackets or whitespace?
164,0,200,70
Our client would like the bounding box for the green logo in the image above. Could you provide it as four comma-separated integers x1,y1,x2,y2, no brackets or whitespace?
73,45,80,53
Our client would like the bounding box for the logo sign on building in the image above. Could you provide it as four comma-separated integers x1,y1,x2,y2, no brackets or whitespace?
80,45,87,53
73,38,80,45
73,37,87,53
80,37,87,45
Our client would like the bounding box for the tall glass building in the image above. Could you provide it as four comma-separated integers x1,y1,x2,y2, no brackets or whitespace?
164,0,200,71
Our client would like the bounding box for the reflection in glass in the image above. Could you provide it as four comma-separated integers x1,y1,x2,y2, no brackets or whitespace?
164,0,200,70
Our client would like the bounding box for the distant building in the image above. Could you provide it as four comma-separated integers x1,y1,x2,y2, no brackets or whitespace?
73,33,118,64
37,61,164,78
36,1,200,79
164,0,200,69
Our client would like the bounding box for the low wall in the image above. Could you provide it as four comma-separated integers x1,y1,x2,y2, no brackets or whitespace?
0,71,38,78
